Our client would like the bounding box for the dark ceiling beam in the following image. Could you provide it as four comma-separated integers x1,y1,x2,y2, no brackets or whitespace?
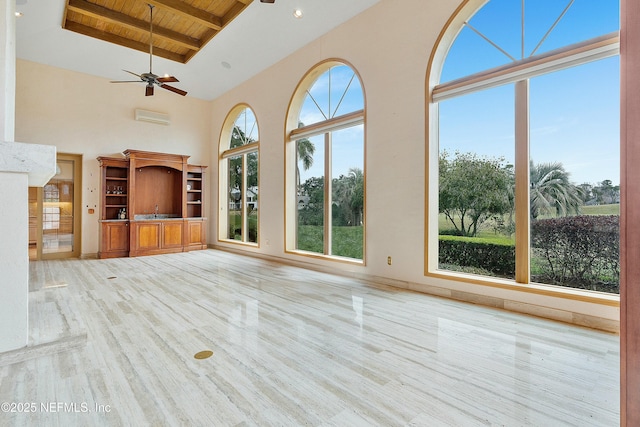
66,0,200,51
223,1,249,26
147,0,224,30
63,21,187,63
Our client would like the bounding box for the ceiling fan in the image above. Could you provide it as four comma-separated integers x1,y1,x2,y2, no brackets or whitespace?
110,4,186,97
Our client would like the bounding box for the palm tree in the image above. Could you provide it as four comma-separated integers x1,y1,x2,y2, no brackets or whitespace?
346,167,364,225
295,122,315,193
530,161,584,220
332,167,364,226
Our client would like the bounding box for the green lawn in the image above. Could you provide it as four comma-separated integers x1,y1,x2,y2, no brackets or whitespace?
297,225,363,259
438,204,620,238
228,211,258,241
581,204,620,215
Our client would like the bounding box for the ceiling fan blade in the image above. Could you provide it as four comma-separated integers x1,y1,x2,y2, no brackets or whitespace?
157,76,179,83
160,84,187,96
112,6,189,98
123,69,142,79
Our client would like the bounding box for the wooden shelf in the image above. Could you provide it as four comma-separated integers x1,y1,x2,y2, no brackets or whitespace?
98,152,207,258
98,156,130,259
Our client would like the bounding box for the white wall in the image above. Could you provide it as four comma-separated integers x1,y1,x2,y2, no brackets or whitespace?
209,0,619,328
15,60,212,256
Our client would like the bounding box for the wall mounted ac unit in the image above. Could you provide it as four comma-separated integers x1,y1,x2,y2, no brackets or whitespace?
134,109,170,125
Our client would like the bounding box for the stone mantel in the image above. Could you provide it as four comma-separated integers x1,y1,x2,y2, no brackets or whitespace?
0,141,57,186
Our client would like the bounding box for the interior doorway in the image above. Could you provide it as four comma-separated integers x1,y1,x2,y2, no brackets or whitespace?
29,153,82,260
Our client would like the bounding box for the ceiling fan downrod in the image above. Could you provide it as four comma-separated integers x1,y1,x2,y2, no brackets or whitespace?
148,4,154,74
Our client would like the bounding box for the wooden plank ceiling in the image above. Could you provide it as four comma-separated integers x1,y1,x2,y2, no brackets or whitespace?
62,0,254,64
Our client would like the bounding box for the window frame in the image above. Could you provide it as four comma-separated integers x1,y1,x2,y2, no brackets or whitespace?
425,0,620,305
284,59,367,264
218,104,260,246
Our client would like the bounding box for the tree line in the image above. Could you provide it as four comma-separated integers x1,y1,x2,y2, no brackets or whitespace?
298,168,364,227
439,150,619,237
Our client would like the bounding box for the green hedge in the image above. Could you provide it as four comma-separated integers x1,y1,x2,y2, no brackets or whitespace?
438,216,619,293
439,235,515,276
531,215,619,292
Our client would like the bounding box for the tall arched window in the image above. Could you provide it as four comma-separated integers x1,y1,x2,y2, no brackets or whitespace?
285,60,366,261
219,105,259,244
428,0,620,295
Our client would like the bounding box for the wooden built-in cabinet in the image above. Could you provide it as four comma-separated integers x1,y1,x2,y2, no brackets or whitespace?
185,165,207,251
97,150,207,258
97,157,129,258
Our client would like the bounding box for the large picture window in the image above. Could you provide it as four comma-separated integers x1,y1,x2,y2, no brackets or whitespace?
219,105,259,244
428,0,620,295
286,61,365,261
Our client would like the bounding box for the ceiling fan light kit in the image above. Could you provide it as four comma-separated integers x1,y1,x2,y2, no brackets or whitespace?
110,4,187,97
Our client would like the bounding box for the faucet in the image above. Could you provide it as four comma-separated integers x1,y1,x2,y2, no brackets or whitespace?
155,204,159,217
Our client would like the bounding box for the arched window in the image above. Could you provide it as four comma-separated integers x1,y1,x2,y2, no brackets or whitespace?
219,105,259,244
428,0,620,295
285,60,366,261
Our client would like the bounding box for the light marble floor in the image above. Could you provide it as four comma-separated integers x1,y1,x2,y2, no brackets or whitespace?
0,250,619,426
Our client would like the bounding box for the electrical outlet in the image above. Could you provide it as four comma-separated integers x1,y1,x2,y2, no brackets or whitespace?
387,256,392,265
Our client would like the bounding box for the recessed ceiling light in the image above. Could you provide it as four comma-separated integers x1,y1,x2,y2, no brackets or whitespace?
15,12,24,17
293,9,303,19
221,61,231,69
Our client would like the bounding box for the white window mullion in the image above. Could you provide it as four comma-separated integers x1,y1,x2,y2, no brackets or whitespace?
514,79,530,284
324,132,332,255
433,32,619,103
242,154,248,242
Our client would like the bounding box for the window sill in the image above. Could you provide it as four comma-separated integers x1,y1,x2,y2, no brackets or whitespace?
218,239,259,248
425,269,619,306
286,249,365,266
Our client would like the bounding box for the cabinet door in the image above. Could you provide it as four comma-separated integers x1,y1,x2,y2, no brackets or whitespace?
187,221,203,245
185,219,206,250
105,223,129,252
162,222,183,249
99,222,129,258
137,223,161,250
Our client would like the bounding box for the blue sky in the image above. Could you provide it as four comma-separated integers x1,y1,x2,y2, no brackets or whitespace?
296,0,620,187
298,66,364,182
440,0,620,186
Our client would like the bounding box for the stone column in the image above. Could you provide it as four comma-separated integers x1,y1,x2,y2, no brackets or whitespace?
0,0,15,141
0,0,56,353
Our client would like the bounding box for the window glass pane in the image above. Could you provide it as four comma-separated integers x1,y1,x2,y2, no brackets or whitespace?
438,84,516,279
442,0,520,81
247,151,259,243
525,0,619,56
441,0,620,83
232,108,258,147
530,57,620,293
296,135,324,253
43,160,75,254
299,65,364,126
331,125,364,259
228,155,243,240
